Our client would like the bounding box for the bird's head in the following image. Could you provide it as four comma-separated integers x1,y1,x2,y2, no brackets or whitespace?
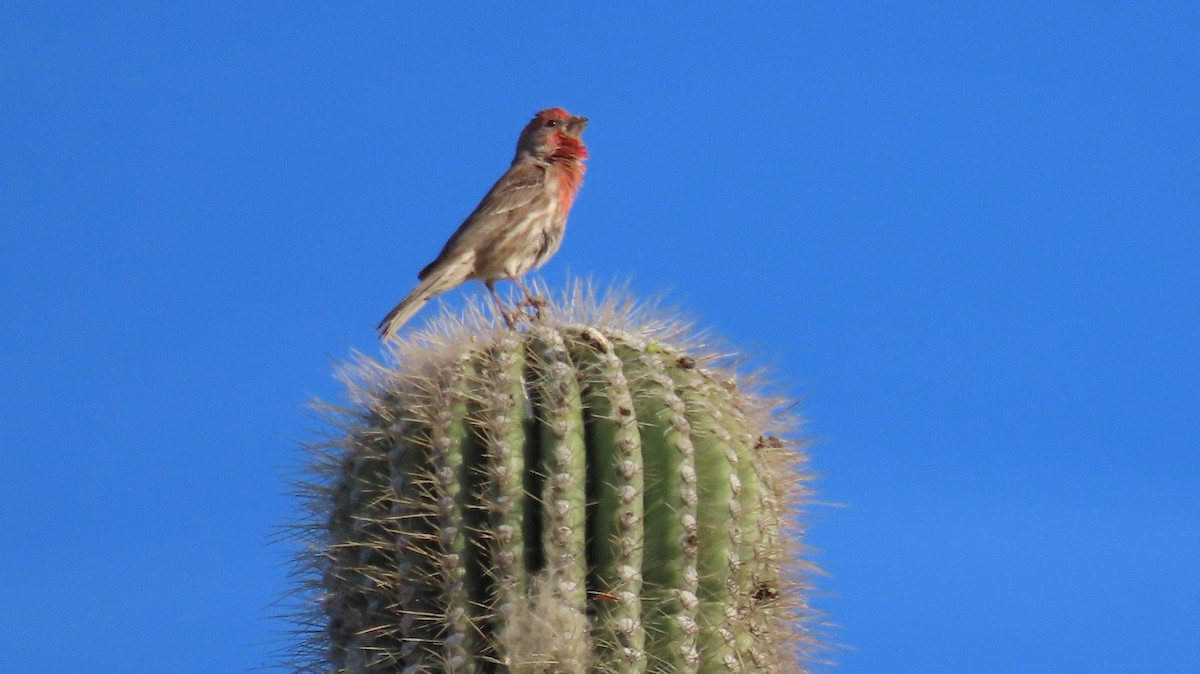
515,107,589,162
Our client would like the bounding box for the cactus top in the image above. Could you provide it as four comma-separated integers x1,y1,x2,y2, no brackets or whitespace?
284,282,821,673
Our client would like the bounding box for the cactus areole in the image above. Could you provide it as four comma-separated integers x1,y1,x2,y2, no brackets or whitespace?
287,287,819,673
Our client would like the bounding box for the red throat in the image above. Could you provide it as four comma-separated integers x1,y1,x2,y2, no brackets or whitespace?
550,134,587,210
552,133,589,162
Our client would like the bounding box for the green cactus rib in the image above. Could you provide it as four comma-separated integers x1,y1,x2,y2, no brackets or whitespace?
620,341,700,673
296,313,815,674
472,332,530,647
567,328,645,673
671,365,737,672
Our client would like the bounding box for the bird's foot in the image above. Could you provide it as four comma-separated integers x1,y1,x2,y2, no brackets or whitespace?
499,307,518,329
519,294,548,320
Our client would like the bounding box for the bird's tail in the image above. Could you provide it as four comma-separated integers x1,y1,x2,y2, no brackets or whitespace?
376,281,435,340
376,262,468,340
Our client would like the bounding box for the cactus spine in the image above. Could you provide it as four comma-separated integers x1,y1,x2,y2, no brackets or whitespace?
287,289,818,673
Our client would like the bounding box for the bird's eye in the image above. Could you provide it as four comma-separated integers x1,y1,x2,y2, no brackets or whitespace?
545,119,559,127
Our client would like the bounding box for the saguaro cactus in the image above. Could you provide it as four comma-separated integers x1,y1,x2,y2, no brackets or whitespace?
286,287,819,673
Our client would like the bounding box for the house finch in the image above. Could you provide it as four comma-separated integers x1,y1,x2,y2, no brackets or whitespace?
376,107,589,339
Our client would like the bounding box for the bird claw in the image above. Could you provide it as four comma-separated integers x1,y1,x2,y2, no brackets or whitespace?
519,294,547,319
499,309,517,328
487,279,548,328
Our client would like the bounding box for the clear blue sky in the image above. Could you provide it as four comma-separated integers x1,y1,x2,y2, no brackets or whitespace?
2,3,1197,672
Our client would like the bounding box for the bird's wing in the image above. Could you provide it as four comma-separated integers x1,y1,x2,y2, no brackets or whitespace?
419,162,547,279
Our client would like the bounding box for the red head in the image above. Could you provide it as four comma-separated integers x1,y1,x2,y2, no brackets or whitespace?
515,107,589,163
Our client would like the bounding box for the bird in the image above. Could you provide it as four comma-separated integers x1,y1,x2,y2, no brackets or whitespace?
376,107,589,339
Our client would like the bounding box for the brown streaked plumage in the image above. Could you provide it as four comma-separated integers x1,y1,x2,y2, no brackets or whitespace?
377,107,589,339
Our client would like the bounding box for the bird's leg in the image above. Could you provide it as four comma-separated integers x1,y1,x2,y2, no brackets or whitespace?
486,280,516,328
511,276,546,319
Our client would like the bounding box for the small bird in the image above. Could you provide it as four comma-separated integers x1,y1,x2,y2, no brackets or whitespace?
377,107,589,339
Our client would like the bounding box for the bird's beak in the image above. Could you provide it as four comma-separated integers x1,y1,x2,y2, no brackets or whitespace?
565,115,588,137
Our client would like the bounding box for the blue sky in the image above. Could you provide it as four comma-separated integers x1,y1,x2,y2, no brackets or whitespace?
2,2,1197,672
